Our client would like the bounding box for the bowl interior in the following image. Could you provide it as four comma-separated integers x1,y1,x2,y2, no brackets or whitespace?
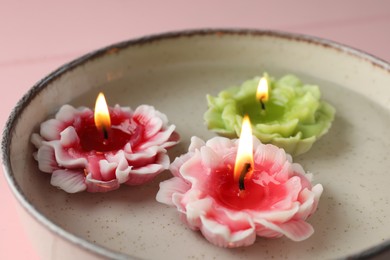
5,30,390,259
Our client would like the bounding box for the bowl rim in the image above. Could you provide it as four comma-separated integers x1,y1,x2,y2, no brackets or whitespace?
2,28,390,259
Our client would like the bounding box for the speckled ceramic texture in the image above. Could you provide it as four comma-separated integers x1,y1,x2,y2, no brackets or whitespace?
2,29,390,260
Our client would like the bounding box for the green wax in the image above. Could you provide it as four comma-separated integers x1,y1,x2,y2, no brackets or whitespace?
204,73,336,156
240,99,286,124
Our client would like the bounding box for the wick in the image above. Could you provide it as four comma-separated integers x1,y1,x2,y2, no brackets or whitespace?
102,126,109,140
259,99,266,111
239,163,252,191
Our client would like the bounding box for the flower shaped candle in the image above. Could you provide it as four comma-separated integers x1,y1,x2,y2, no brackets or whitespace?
204,73,336,155
31,93,179,193
157,116,323,248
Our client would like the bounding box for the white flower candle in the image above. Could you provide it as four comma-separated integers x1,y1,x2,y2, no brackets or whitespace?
31,93,180,193
157,117,322,247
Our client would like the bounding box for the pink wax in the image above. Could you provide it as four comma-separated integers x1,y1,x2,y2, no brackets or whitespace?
79,125,131,152
74,111,140,152
211,165,286,211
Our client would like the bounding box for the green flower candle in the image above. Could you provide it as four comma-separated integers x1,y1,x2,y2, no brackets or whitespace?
204,73,336,156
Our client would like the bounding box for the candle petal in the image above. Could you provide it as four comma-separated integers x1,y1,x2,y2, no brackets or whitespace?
126,165,164,185
138,125,177,150
200,146,222,170
40,119,63,141
46,140,88,168
252,203,300,223
254,119,299,139
296,184,323,219
164,131,181,149
199,216,256,248
31,133,43,148
123,146,165,166
55,104,88,122
188,136,206,152
59,126,80,148
271,177,302,209
169,152,196,179
133,105,164,138
291,163,313,190
110,151,132,184
99,160,117,181
156,177,191,206
205,136,237,152
51,169,87,193
179,150,208,186
186,198,213,229
134,105,167,125
256,218,314,242
274,162,292,182
85,173,120,192
128,163,165,175
35,145,58,173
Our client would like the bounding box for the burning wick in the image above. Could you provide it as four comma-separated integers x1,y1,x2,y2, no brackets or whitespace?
234,115,254,194
259,99,266,111
94,92,111,140
256,77,269,111
102,127,109,140
238,162,252,191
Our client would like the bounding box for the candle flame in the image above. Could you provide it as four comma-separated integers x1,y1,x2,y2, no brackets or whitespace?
234,115,254,185
256,77,269,102
94,92,111,133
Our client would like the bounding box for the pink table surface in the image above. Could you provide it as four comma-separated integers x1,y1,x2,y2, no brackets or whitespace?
1,1,390,259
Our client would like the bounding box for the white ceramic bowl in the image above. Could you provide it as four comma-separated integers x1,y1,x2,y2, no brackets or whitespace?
2,29,390,259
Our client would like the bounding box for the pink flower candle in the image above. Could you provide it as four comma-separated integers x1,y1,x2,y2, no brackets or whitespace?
156,116,322,247
31,93,179,193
